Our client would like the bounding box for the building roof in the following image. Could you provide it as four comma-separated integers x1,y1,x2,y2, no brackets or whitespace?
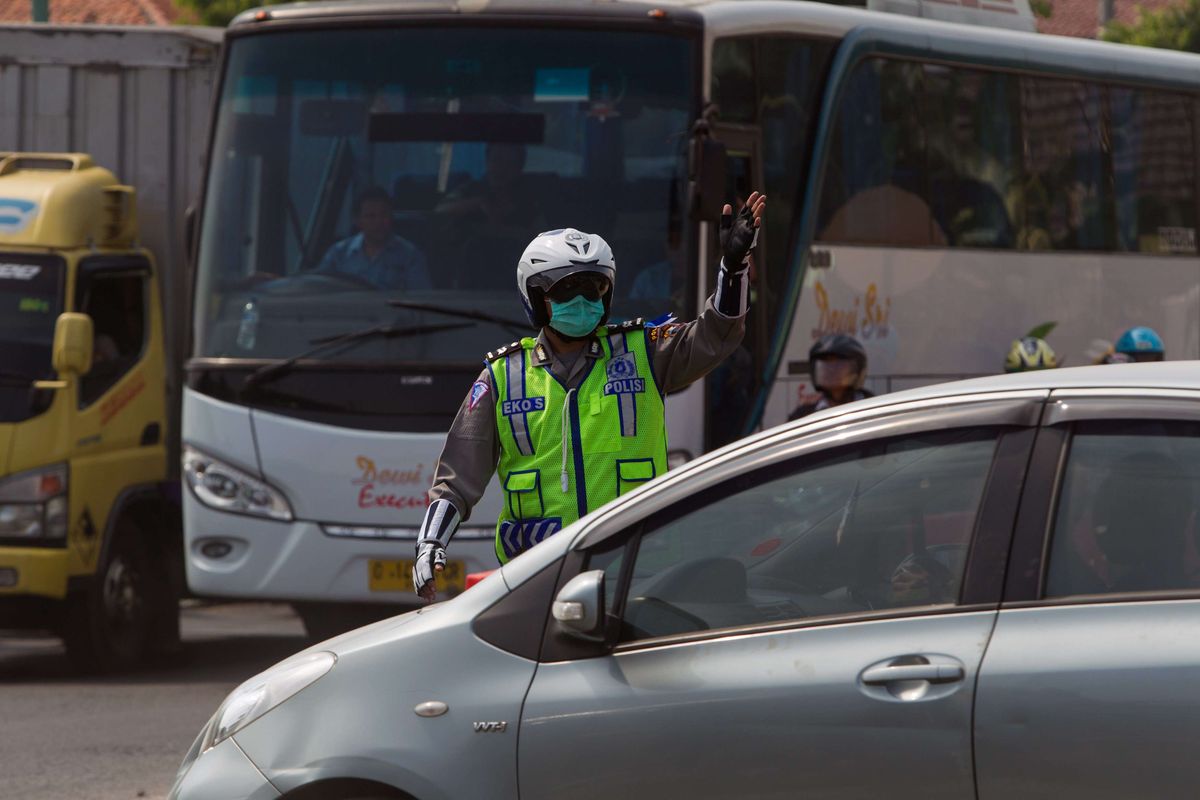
1037,0,1178,37
0,0,177,25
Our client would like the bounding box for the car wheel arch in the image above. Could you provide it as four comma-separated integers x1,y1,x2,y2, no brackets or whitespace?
279,778,419,800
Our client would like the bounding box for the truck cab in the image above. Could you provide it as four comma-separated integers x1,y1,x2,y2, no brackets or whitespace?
0,152,178,671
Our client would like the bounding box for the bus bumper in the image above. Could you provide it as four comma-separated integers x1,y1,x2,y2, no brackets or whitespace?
183,493,500,604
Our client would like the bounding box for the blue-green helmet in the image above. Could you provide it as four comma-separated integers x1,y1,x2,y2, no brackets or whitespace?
1114,327,1164,362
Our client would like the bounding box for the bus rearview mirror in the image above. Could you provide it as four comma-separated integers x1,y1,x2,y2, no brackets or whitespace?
689,137,726,223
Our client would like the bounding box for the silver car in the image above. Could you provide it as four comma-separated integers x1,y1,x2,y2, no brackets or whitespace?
171,363,1200,800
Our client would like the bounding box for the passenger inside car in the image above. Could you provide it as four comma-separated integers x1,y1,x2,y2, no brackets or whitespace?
1071,453,1197,594
1047,424,1200,598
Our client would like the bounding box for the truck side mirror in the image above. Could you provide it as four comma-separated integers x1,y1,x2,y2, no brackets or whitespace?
688,126,727,223
552,569,606,642
52,312,94,378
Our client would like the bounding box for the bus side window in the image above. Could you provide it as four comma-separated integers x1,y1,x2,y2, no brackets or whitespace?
77,271,147,408
815,59,944,248
922,65,1020,249
1110,88,1197,255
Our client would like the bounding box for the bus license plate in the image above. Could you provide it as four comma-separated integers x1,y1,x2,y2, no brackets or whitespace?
368,559,465,593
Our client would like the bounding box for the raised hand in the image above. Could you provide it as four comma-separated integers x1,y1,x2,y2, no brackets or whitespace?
720,191,766,268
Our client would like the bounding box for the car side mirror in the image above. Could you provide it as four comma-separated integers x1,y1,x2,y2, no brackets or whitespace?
552,569,606,642
52,312,93,378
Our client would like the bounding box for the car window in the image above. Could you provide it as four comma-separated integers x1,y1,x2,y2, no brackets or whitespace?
1044,420,1200,598
614,428,1001,643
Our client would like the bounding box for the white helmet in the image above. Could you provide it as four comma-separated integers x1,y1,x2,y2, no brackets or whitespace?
516,228,616,328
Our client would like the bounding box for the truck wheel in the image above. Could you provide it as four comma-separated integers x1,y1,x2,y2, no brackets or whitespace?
63,523,152,673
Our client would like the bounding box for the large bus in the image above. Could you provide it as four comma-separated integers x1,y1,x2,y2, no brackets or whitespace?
184,0,1199,628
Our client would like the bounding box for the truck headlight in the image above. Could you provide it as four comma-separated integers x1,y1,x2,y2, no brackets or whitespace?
0,464,68,540
183,446,292,521
202,651,336,750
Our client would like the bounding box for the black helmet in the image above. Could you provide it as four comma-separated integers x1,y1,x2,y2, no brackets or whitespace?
810,333,866,369
809,334,867,392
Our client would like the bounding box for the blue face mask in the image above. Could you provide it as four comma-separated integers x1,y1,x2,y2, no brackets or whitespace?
548,295,605,338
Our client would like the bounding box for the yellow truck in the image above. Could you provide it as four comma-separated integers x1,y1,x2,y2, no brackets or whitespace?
0,153,180,671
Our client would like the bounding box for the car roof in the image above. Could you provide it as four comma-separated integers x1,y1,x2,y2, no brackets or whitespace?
573,361,1200,551
797,361,1200,426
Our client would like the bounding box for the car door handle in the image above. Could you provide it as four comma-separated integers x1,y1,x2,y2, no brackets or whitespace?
861,664,964,685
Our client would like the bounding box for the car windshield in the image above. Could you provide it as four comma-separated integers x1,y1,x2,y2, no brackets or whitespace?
194,26,697,364
0,254,62,421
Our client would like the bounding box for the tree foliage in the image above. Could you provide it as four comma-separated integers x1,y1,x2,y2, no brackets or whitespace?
174,0,285,27
1103,0,1200,52
1029,0,1053,19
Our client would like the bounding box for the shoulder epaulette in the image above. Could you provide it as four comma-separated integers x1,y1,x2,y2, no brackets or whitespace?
611,317,646,332
485,340,524,363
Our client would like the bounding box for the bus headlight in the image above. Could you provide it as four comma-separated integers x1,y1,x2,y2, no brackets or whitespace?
183,446,293,521
0,464,68,539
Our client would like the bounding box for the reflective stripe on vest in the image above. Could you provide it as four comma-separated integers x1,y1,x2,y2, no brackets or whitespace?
490,327,667,564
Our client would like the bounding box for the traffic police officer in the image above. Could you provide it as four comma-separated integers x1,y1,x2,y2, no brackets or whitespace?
412,193,766,600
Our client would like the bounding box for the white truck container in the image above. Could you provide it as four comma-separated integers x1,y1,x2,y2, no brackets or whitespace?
0,23,222,391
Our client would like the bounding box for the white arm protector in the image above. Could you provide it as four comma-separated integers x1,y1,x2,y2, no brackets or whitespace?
412,499,460,598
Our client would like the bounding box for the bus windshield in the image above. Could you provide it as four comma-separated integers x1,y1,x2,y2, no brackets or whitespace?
0,254,62,422
194,26,697,365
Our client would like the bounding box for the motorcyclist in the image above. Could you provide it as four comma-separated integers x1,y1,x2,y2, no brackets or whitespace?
788,333,872,421
1004,336,1058,372
412,193,766,600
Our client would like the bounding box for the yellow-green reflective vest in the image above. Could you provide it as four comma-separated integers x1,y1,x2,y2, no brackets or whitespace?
488,323,667,563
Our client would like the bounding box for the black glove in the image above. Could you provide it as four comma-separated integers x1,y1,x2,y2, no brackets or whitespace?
720,202,759,268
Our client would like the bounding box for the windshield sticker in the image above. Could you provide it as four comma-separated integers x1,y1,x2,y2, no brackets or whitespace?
353,456,429,511
0,198,37,234
0,262,41,280
534,68,589,103
18,297,49,313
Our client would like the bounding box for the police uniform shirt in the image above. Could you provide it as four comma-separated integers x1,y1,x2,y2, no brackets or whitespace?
429,264,750,523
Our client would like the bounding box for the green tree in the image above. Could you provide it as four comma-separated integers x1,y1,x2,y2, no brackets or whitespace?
1103,0,1200,52
174,0,284,27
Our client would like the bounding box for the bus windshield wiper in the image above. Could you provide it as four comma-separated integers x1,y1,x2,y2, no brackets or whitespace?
241,321,472,392
387,300,530,336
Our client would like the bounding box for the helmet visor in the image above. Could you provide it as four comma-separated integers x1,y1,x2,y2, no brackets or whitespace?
814,357,860,390
546,272,611,303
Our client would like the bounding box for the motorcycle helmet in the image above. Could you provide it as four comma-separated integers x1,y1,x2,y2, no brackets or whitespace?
809,334,867,393
1005,337,1058,372
516,228,615,329
1114,326,1164,362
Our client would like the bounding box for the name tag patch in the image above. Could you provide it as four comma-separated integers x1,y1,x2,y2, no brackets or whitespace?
604,378,645,396
502,396,546,416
